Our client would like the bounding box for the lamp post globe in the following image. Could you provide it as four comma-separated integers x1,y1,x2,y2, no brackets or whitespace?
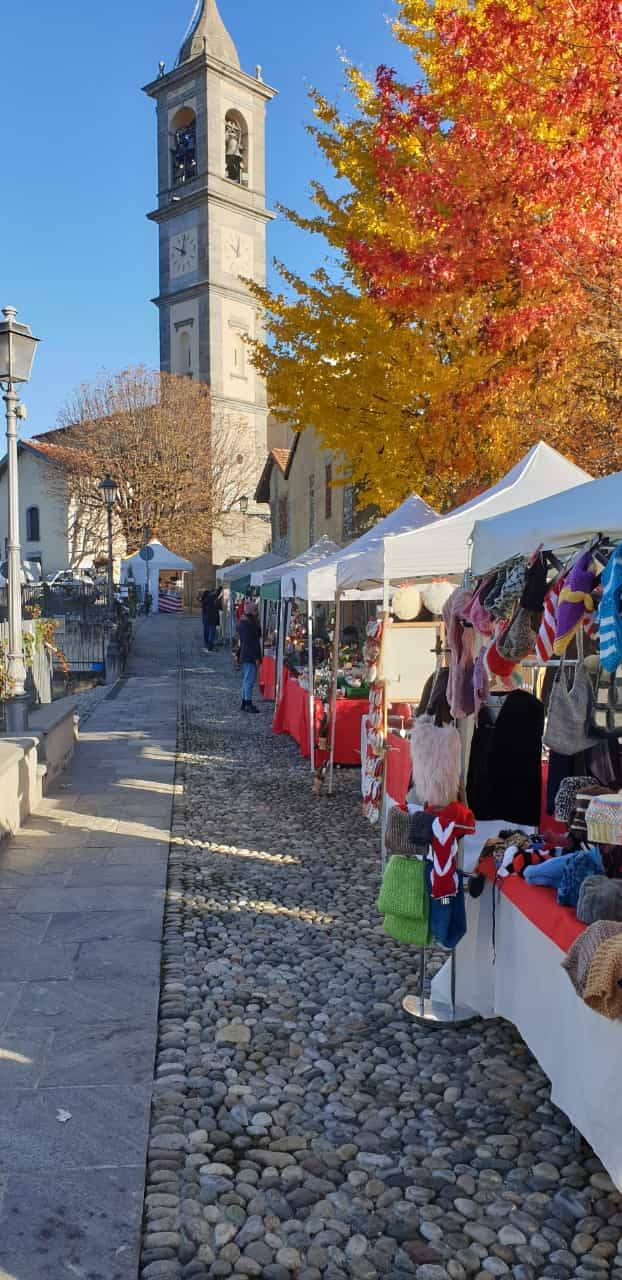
99,473,119,509
0,306,41,735
98,474,119,615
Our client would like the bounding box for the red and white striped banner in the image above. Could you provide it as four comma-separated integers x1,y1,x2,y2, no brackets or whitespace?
159,591,182,613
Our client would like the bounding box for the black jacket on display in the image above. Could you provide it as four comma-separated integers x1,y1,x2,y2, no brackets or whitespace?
487,690,545,827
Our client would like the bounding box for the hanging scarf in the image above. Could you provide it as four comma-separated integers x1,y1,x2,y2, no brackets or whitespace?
429,802,476,900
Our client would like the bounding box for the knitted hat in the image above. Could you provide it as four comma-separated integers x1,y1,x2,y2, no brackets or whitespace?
430,802,476,900
408,809,435,847
557,846,604,909
521,553,549,613
583,933,622,1020
473,648,491,716
467,579,495,636
553,551,597,656
599,544,622,674
485,624,517,680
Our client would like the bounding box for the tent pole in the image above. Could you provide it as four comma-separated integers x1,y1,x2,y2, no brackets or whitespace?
327,590,342,796
380,574,391,867
307,602,315,771
275,598,287,705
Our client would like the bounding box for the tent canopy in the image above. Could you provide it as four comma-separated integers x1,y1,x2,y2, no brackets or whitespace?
297,495,439,603
471,468,622,576
252,535,341,600
336,443,590,591
216,551,285,590
121,538,193,585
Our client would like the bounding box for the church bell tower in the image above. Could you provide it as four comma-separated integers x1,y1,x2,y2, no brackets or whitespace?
143,0,277,566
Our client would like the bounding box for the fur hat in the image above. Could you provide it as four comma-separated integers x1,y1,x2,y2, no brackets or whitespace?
422,580,455,617
393,585,422,620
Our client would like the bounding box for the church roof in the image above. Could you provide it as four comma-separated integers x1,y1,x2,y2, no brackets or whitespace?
178,0,240,68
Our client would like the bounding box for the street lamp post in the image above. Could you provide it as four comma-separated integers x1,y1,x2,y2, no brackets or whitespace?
98,474,119,616
0,306,40,734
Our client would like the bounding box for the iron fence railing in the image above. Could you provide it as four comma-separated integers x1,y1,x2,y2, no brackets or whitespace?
0,583,109,622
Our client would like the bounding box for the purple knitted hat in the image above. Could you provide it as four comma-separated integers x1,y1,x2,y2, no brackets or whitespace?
554,551,596,656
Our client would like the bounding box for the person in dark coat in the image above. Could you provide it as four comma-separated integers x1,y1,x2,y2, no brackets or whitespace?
201,588,222,651
237,599,262,713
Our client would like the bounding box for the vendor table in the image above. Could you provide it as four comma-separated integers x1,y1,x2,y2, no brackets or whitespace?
259,654,276,701
273,668,367,766
432,861,622,1190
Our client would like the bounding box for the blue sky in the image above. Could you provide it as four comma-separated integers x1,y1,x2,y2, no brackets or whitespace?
0,1,413,435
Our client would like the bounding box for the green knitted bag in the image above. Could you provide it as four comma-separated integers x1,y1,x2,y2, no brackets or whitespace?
378,856,431,946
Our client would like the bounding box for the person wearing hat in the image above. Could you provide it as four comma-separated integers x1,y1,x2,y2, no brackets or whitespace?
237,599,262,713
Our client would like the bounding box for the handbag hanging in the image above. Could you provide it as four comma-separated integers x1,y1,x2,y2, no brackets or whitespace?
497,605,538,662
543,656,598,756
590,667,622,739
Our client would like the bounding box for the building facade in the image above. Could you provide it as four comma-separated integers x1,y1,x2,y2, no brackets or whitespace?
0,442,123,580
143,0,276,568
255,428,357,560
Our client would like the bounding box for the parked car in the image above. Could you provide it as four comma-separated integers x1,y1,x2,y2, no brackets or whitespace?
45,569,94,590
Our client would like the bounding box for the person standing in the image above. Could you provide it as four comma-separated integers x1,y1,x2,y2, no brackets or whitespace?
201,588,221,651
237,599,262,713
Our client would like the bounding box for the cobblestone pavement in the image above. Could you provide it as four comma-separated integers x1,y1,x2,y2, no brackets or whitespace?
142,624,622,1280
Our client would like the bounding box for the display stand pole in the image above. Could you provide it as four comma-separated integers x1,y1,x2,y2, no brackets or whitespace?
379,577,391,867
327,590,342,796
307,602,316,772
401,619,476,1025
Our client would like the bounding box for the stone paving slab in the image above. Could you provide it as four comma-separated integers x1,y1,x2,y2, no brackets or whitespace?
0,1084,151,1170
0,1165,144,1280
0,615,184,1279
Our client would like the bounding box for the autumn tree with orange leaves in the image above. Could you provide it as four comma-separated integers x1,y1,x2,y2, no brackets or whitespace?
251,0,622,512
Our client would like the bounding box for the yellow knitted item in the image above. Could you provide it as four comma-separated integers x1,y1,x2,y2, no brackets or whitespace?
583,935,622,1020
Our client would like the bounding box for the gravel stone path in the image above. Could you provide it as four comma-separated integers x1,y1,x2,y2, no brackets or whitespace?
141,628,622,1280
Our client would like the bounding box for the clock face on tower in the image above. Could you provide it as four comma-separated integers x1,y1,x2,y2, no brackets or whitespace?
223,230,253,278
170,228,198,280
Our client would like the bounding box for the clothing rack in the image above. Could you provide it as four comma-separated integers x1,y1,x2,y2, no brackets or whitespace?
399,617,477,1024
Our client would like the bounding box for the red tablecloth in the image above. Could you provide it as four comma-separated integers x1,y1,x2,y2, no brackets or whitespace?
273,669,367,766
259,654,276,701
482,858,585,953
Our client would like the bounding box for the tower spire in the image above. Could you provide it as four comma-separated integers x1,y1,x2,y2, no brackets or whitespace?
178,0,240,68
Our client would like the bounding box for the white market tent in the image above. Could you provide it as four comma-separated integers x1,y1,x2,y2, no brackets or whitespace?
122,539,193,613
336,443,590,593
291,495,439,604
471,468,622,576
439,469,622,1191
251,535,341,596
216,551,285,591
